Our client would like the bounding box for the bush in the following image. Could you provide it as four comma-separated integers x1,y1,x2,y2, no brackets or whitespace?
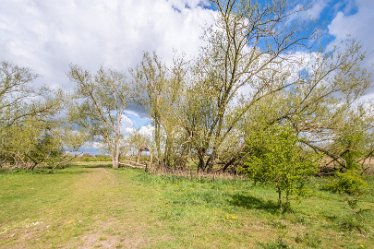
323,171,368,195
339,198,368,234
242,124,319,211
260,236,291,249
76,155,111,162
295,232,321,248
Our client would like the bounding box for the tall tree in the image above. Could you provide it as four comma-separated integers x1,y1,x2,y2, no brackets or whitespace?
69,66,129,168
183,0,305,171
132,53,165,165
132,1,372,173
133,53,186,167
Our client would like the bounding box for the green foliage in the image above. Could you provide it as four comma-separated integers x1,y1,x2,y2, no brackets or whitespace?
69,66,130,168
0,62,68,169
0,118,67,169
295,232,321,248
242,124,318,211
1,165,374,248
77,155,111,162
324,171,368,195
260,236,291,249
335,112,367,171
339,198,369,233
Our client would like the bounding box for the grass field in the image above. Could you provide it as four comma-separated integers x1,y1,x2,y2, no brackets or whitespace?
1,164,374,249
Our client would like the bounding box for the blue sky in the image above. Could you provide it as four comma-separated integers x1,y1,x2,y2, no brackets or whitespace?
1,0,373,153
200,0,361,49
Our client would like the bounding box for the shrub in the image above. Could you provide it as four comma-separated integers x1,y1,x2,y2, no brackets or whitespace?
339,198,368,234
260,236,291,249
295,232,321,248
242,125,319,211
323,171,368,195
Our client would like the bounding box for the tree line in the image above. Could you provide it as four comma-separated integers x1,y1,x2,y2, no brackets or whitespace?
1,0,373,209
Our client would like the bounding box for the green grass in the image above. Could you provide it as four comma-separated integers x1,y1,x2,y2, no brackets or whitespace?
0,165,373,249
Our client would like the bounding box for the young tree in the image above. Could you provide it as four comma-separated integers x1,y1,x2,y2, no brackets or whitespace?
69,66,129,168
127,131,149,163
242,124,318,211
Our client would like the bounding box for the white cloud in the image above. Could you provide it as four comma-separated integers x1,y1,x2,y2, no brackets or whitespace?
138,125,155,140
124,127,136,135
168,0,210,9
357,92,374,106
304,0,329,20
289,0,328,22
0,0,215,89
122,114,134,128
80,141,106,151
121,114,136,137
328,0,374,80
124,109,140,118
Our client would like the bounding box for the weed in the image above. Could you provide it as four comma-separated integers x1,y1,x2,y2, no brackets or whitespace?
260,236,291,249
339,198,369,234
295,232,321,248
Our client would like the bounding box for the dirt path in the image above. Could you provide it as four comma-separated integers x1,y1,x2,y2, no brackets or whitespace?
61,167,159,249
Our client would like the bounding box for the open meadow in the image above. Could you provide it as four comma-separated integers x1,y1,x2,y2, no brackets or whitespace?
2,0,374,248
1,163,373,249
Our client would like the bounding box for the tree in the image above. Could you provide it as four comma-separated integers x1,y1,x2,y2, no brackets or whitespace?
270,41,372,172
321,107,373,194
177,0,306,171
133,53,186,167
0,62,61,126
69,66,129,168
127,131,149,163
0,62,65,169
242,124,318,211
130,1,372,174
132,53,165,165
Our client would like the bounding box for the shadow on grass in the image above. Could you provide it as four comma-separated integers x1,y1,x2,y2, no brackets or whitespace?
229,194,279,213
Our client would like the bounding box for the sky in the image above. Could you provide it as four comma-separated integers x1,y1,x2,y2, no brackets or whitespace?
1,0,373,153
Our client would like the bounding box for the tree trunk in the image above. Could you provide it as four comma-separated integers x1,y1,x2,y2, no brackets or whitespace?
205,152,216,172
112,155,119,168
284,190,291,212
136,150,141,164
112,114,122,169
112,144,120,169
154,119,162,165
197,151,205,172
163,133,174,168
277,188,282,210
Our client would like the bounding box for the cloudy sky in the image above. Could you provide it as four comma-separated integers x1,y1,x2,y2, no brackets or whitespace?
1,0,373,152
